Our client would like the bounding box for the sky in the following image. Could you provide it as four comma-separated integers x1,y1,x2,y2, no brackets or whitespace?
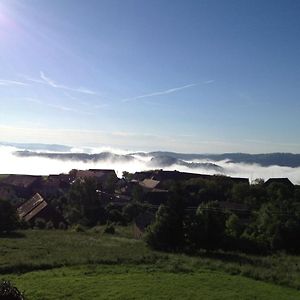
0,0,299,153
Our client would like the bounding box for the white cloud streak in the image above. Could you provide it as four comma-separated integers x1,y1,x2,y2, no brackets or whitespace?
0,79,28,86
121,83,198,102
202,80,215,84
21,72,97,95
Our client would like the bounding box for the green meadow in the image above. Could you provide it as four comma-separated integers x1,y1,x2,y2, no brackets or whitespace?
5,265,300,300
1,228,300,299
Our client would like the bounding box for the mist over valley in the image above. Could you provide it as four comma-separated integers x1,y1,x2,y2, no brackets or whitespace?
1,142,300,184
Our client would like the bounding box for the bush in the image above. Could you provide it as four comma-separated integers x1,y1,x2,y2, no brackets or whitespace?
0,280,25,300
104,223,115,234
108,209,126,225
71,224,85,232
19,220,30,230
34,218,46,229
46,221,54,230
58,222,67,230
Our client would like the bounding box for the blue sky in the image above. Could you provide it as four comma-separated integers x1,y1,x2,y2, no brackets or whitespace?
0,0,299,153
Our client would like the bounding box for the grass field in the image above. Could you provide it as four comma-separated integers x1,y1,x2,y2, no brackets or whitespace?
1,228,300,299
5,265,300,300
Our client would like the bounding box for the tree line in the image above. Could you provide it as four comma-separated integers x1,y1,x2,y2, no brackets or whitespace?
146,179,300,253
1,175,300,255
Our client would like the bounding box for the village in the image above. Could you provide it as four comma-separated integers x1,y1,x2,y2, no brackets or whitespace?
0,168,296,238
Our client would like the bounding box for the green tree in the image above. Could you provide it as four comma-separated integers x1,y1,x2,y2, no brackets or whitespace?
105,203,126,224
132,185,144,202
103,174,117,193
123,202,149,222
225,213,244,238
186,201,227,250
122,171,133,181
0,199,18,234
64,178,105,226
251,194,300,252
146,183,186,251
231,183,250,203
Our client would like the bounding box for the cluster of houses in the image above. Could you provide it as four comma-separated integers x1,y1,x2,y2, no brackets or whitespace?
0,168,296,236
0,169,118,227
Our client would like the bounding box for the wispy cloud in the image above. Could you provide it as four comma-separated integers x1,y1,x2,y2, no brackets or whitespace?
121,83,198,103
22,97,94,115
0,79,28,86
202,80,215,84
21,72,97,95
40,71,97,95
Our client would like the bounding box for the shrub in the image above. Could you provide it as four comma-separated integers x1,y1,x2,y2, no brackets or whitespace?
90,225,102,233
0,280,25,300
19,220,30,230
104,223,115,234
71,224,85,232
58,222,67,230
112,210,126,225
46,221,54,230
34,218,46,229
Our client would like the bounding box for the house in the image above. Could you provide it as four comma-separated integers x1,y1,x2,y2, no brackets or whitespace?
137,170,205,182
0,183,16,201
264,178,294,188
74,169,118,185
1,175,42,198
133,170,249,186
39,174,71,197
17,193,65,227
139,178,161,190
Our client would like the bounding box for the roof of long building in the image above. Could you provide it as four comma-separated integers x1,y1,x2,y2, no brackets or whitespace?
2,175,41,189
17,193,47,221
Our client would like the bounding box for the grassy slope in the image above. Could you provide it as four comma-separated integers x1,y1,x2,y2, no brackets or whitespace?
5,265,300,300
1,228,300,299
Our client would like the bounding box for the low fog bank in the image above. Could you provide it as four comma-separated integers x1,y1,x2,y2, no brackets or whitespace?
0,145,300,184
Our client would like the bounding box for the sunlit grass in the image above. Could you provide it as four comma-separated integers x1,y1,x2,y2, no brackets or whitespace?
5,265,300,300
0,228,300,296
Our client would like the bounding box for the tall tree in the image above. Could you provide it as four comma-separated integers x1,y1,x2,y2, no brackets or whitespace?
146,183,186,251
0,199,19,234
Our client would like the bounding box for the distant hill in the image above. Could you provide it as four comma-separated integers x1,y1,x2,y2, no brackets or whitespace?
2,140,300,169
147,152,300,168
15,150,135,163
13,149,300,169
0,142,72,152
14,150,224,172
